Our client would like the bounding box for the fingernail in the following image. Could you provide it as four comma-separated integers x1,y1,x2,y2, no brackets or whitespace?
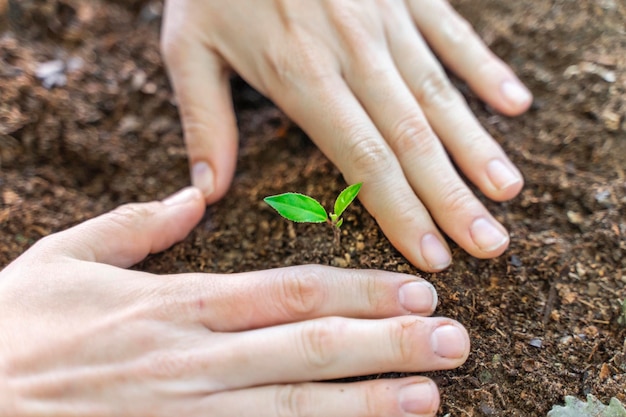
421,233,451,270
162,187,202,206
430,324,467,359
470,217,509,252
399,281,438,314
192,161,215,197
486,159,522,191
399,381,438,415
501,80,532,108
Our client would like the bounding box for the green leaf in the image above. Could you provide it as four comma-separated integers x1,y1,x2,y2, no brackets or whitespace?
548,395,626,417
264,193,328,223
333,182,362,218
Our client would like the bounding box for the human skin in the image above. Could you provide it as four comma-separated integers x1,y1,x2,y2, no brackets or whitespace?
0,187,470,417
160,0,533,273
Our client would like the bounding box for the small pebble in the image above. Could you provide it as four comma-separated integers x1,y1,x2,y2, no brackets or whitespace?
587,282,599,297
510,255,523,267
333,257,348,268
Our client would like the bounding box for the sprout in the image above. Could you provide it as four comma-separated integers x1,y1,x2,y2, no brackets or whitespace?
264,182,362,246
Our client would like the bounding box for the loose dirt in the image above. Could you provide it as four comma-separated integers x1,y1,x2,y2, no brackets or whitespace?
1,1,624,415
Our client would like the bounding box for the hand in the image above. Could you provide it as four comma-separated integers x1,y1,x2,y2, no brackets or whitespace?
160,0,532,272
0,187,470,416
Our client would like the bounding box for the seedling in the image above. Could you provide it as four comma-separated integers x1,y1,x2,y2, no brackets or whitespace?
264,182,362,246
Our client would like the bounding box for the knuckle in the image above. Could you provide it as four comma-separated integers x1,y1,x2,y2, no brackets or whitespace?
274,266,325,318
461,130,495,156
180,117,213,151
443,14,474,46
262,29,333,91
326,1,372,46
344,133,393,179
391,201,426,230
437,181,478,215
414,70,457,109
28,234,62,260
364,272,381,312
324,1,388,68
297,318,341,370
455,17,474,41
108,203,155,229
354,270,387,313
274,384,313,417
388,318,419,363
387,115,435,157
362,382,389,416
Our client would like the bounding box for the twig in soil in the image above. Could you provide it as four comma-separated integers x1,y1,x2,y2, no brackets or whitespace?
446,404,474,416
544,265,570,325
543,280,558,325
490,383,507,408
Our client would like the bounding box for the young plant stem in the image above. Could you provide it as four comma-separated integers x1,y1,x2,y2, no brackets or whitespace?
328,213,341,247
330,221,341,247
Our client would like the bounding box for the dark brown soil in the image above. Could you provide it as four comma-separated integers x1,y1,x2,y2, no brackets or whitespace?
1,1,625,415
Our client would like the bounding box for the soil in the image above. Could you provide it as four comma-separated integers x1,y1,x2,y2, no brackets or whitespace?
1,0,625,415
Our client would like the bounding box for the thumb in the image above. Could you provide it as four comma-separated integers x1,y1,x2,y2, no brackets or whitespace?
162,33,239,204
46,187,205,268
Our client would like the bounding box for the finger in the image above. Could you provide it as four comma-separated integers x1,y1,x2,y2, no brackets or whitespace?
336,8,509,258
267,68,451,271
167,266,439,331
161,5,239,203
246,28,452,271
199,377,440,417
384,5,524,203
407,0,533,116
38,187,205,267
345,49,510,258
205,316,469,389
